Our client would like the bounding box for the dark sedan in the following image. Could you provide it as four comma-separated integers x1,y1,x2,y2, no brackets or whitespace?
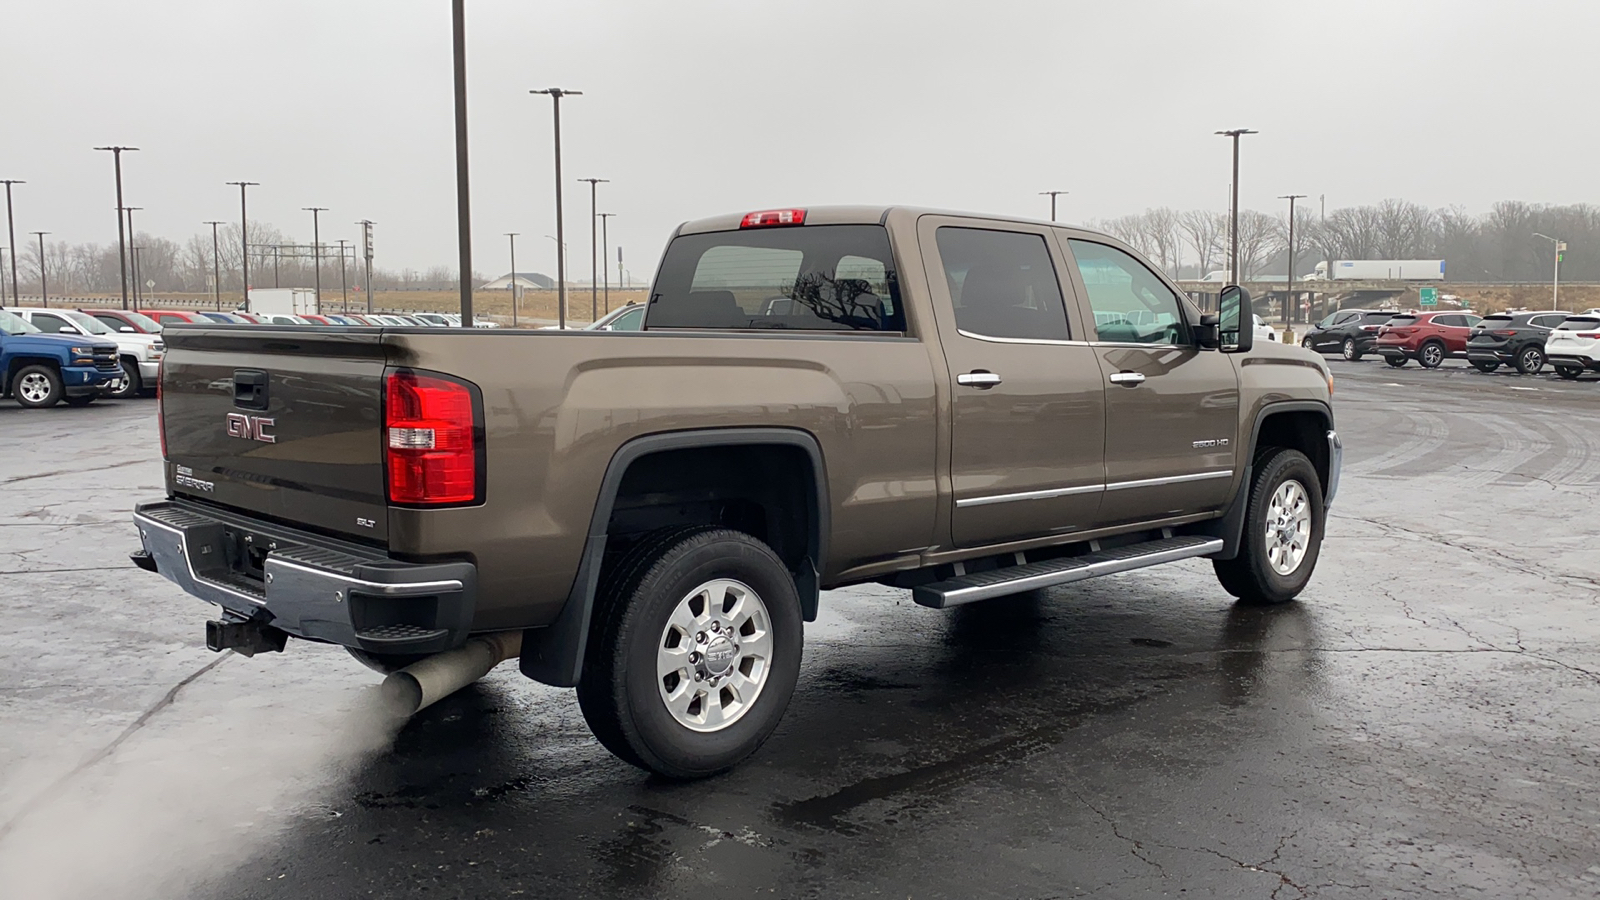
1465,311,1568,374
1300,309,1398,361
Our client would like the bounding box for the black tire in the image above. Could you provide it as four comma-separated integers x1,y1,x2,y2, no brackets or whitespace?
110,359,142,399
577,526,803,779
1341,338,1361,361
346,648,430,675
1418,341,1446,369
1555,366,1582,381
63,395,96,407
1514,344,1545,375
1384,355,1407,368
1300,336,1315,350
12,364,63,408
1212,447,1325,605
1471,360,1499,373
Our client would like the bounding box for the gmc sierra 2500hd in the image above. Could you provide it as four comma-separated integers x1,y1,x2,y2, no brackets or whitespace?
133,206,1341,777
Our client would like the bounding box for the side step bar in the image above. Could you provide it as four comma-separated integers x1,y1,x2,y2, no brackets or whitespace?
912,535,1225,609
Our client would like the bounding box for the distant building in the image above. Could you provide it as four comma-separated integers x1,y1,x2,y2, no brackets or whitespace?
481,272,554,290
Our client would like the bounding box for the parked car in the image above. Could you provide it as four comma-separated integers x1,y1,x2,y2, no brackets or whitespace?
411,312,456,326
81,308,163,335
299,314,335,325
1252,314,1278,343
1373,311,1483,368
1543,314,1600,380
585,303,646,331
259,313,311,326
135,203,1341,778
1301,309,1398,361
8,307,163,398
193,311,251,324
0,309,122,407
139,309,210,327
1465,311,1568,374
231,311,268,324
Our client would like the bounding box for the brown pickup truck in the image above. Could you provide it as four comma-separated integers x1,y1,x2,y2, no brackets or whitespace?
133,206,1341,777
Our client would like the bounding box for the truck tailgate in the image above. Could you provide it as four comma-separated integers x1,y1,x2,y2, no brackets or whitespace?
159,327,390,543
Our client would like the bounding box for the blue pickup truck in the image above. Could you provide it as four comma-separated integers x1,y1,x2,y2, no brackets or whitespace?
1,308,123,408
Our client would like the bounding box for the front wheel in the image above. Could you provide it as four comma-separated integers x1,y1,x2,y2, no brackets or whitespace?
1555,366,1583,380
1213,448,1325,605
1301,336,1315,350
577,526,803,778
1341,338,1362,361
12,365,63,408
110,360,142,399
1471,360,1499,373
1515,345,1545,375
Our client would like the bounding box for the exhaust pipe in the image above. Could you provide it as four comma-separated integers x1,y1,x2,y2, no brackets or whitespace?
380,630,523,716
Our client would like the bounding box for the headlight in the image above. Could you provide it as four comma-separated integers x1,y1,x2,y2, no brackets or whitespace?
70,346,95,356
145,342,164,359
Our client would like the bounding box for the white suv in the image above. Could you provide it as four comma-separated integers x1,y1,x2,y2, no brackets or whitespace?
8,307,162,398
1545,314,1600,381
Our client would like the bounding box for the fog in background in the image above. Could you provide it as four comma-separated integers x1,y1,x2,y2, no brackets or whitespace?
2,0,1595,284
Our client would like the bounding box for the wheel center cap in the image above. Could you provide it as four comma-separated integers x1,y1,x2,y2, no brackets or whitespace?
703,637,737,675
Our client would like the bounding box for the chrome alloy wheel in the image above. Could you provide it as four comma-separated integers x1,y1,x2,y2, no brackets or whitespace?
1422,343,1444,367
1265,479,1312,576
657,578,773,733
18,372,52,404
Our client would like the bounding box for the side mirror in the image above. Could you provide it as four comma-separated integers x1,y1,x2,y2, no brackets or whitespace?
1219,285,1253,353
1192,314,1221,349
119,326,134,333
60,326,81,335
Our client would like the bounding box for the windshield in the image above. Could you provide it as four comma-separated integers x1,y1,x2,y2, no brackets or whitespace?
0,310,41,335
63,311,113,334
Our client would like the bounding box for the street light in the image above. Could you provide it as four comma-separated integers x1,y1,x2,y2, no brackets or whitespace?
303,207,327,309
577,178,608,322
1,179,22,305
227,181,258,310
1215,129,1257,282
204,221,225,310
531,87,582,330
1279,194,1306,327
357,220,375,313
1533,233,1566,307
505,232,520,326
1039,190,1067,222
94,147,139,309
336,239,351,313
124,207,143,306
596,213,615,314
31,231,50,306
450,0,474,324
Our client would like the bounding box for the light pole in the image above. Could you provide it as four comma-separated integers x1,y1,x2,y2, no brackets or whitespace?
205,221,225,309
1215,129,1256,282
1039,190,1067,222
505,232,520,326
227,181,258,310
1533,233,1566,308
94,147,138,309
357,220,375,313
1279,194,1305,328
336,239,351,313
531,87,582,330
1,179,22,305
303,207,326,309
31,231,50,305
451,0,474,325
577,177,608,322
597,213,615,313
124,207,143,306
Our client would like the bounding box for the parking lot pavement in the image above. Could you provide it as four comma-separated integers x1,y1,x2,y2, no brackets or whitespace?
1,362,1597,900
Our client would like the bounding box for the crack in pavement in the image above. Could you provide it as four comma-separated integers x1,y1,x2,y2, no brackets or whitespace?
1333,513,1600,593
0,458,145,486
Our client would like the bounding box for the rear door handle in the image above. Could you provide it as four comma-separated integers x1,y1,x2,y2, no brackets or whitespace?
1108,371,1146,386
956,371,1002,388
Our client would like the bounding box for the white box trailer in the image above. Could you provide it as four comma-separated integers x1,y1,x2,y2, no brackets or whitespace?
1309,260,1446,281
246,288,319,315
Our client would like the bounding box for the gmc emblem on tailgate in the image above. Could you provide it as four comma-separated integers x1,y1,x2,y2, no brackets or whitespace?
225,412,276,443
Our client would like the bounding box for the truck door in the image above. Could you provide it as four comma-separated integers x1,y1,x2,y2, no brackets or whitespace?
1059,237,1240,527
917,216,1107,548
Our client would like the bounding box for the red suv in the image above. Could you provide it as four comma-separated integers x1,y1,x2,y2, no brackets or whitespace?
138,309,209,326
1374,311,1483,368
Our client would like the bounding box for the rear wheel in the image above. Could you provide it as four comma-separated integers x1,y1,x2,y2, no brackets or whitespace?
63,395,96,407
1418,341,1446,369
1555,366,1583,380
1384,356,1407,368
1341,338,1362,361
12,365,63,408
577,527,803,778
110,359,142,399
1471,360,1499,373
1515,345,1545,375
1213,448,1324,605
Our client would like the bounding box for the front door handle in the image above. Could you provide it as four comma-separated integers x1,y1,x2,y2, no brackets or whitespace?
1108,371,1146,386
956,370,1002,388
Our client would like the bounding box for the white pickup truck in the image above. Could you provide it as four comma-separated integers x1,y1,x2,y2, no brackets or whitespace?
8,307,163,398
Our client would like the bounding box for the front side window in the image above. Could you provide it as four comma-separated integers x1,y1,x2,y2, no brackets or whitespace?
647,224,904,332
1069,240,1185,345
937,227,1069,341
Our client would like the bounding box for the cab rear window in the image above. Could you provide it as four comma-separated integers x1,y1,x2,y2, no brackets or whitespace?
647,225,905,332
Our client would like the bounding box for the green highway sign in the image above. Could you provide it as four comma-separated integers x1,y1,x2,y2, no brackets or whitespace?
1418,287,1438,307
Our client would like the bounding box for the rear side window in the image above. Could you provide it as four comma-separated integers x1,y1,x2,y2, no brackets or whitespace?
647,225,904,332
938,228,1069,341
29,313,73,333
1531,315,1566,328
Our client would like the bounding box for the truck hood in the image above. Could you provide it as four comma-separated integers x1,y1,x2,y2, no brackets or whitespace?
2,332,118,352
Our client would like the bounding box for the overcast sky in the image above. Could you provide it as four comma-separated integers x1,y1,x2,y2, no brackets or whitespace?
2,0,1594,279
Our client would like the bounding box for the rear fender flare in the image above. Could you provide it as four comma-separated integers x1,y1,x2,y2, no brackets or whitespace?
520,427,828,687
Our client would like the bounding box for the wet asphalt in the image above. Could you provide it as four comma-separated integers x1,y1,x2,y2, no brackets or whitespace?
1,357,1598,899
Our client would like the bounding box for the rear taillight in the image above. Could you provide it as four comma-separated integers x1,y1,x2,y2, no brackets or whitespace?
156,360,166,459
1361,325,1380,332
1493,330,1517,336
384,370,478,505
740,208,806,228
1578,332,1600,339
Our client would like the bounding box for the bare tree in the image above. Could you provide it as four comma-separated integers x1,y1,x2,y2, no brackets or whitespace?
1179,210,1226,278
